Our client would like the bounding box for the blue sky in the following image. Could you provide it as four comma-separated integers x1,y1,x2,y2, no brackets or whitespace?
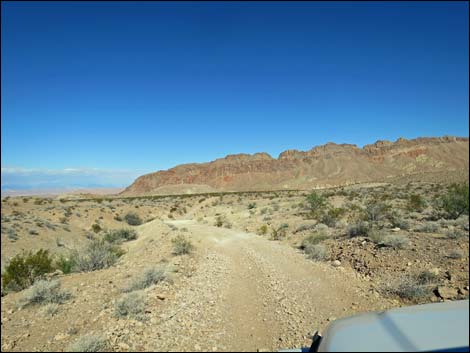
1,1,469,189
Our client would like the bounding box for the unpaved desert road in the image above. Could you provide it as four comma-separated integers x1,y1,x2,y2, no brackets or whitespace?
141,219,392,352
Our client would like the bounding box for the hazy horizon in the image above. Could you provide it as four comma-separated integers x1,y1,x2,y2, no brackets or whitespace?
2,1,468,190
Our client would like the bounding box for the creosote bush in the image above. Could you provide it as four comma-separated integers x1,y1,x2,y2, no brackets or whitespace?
2,249,54,291
437,183,469,219
55,255,74,274
305,191,327,219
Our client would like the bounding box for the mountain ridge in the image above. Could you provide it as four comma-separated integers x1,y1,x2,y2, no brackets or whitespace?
121,136,469,196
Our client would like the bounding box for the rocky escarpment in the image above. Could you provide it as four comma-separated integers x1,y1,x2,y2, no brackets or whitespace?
121,136,469,195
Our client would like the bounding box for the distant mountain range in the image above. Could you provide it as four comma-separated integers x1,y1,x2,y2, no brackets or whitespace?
1,188,124,197
121,136,469,196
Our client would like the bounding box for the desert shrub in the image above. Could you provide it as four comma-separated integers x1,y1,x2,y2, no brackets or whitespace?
304,244,329,261
114,215,123,222
447,250,464,259
381,234,410,249
389,213,410,230
55,255,74,274
104,228,137,244
29,229,39,236
381,275,430,301
124,266,168,292
367,229,387,244
2,249,54,291
42,303,60,317
214,215,231,228
272,203,280,211
347,221,370,237
70,239,124,272
301,232,329,249
445,229,467,239
294,224,316,233
270,226,287,240
258,224,268,235
124,212,142,226
247,202,257,209
66,334,107,352
407,194,427,212
364,200,390,222
114,291,146,320
214,215,224,227
91,223,101,233
18,279,71,307
417,222,439,233
417,270,439,285
172,234,194,255
306,191,327,218
437,183,469,219
455,216,469,231
7,228,18,241
321,207,346,227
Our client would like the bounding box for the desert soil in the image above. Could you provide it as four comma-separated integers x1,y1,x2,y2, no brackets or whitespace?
1,217,393,352
1,180,468,352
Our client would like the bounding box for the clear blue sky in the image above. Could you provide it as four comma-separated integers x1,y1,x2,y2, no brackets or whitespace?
1,1,469,189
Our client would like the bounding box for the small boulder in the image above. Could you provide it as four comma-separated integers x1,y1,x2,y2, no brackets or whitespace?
332,260,341,267
436,286,458,299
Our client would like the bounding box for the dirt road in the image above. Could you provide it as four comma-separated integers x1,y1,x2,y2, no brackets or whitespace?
0,218,394,352
142,219,392,352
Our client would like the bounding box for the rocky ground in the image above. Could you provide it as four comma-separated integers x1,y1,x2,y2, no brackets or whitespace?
1,180,468,352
